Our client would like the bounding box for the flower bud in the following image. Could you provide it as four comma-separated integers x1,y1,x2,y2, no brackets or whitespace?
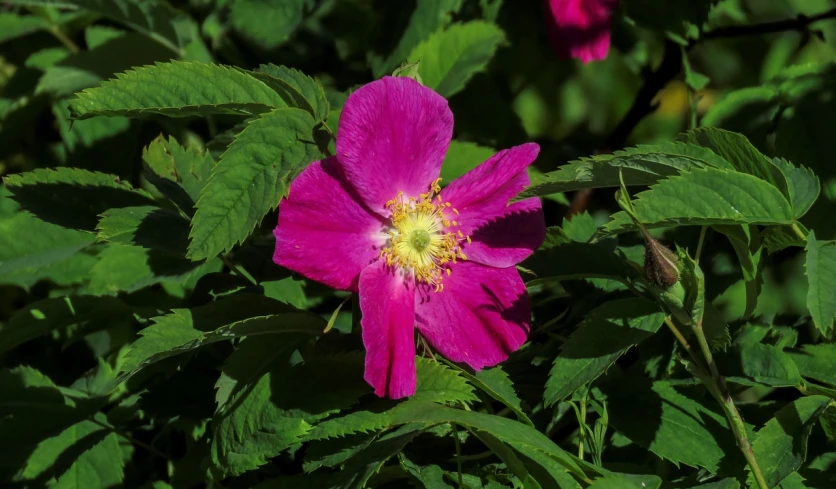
644,235,680,289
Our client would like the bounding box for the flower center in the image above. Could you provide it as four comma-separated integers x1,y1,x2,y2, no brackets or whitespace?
380,178,470,291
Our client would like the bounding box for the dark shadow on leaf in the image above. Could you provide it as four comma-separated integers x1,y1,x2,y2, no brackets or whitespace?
7,181,155,231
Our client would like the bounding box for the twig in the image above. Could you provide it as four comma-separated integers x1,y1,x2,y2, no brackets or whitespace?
220,255,257,286
49,27,80,54
702,8,836,41
88,417,174,462
606,40,683,150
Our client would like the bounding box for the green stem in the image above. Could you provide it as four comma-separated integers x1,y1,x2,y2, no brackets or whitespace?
791,222,808,241
89,417,173,462
452,423,464,489
220,255,257,286
667,312,769,489
49,26,80,53
695,226,707,265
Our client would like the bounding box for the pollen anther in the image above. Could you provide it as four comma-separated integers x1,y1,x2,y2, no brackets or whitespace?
380,179,469,291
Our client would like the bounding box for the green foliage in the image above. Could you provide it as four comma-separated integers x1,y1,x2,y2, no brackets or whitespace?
408,21,506,97
804,232,836,334
545,298,665,405
68,61,288,119
142,136,215,215
748,396,833,488
3,2,836,488
4,167,155,231
604,167,794,234
603,381,739,472
188,107,322,260
229,0,312,50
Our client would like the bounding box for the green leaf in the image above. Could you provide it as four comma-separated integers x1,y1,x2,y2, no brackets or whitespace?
85,243,199,295
677,128,790,198
10,0,187,54
0,192,97,289
471,366,527,423
0,367,101,480
749,396,834,488
713,224,762,319
623,0,710,44
372,0,464,77
440,140,494,182
604,167,794,234
36,33,173,97
602,380,739,472
587,475,662,489
545,299,665,405
96,206,190,255
52,431,124,489
4,168,155,231
254,64,329,122
0,295,131,355
771,158,819,219
16,418,106,481
523,230,640,285
68,61,287,120
787,343,836,386
0,13,47,44
408,21,505,98
719,343,802,387
330,423,431,489
188,107,322,260
120,296,323,381
53,103,131,152
211,353,369,478
304,410,391,442
215,334,313,410
229,0,312,50
413,357,478,404
390,401,586,479
517,141,731,200
683,480,740,489
142,135,215,216
804,231,836,334
762,225,806,254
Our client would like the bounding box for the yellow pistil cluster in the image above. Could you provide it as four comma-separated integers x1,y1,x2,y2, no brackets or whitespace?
380,178,470,291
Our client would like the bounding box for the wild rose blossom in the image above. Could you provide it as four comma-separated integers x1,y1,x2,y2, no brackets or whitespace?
546,0,618,63
274,77,546,398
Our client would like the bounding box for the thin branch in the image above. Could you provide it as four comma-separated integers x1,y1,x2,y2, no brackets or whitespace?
605,40,683,150
220,255,257,286
702,8,836,41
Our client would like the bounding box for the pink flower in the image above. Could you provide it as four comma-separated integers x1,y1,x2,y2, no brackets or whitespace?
273,77,546,398
546,0,618,63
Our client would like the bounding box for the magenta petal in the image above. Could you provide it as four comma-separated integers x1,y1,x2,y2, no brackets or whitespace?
359,261,417,399
465,199,546,267
441,143,545,267
415,261,530,371
274,157,386,292
336,76,453,212
546,0,618,63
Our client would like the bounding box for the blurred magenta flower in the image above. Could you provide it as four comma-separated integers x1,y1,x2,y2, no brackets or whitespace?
546,0,618,63
273,77,545,398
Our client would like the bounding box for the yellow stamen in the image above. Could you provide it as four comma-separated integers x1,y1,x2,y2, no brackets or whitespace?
380,179,470,291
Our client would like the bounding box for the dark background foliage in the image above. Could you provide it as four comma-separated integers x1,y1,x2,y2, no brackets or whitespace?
1,0,835,488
